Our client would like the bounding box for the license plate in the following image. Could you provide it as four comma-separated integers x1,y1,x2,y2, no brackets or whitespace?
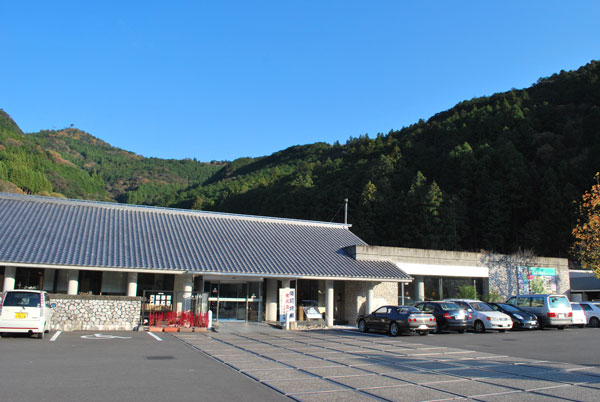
418,324,428,329
455,314,464,319
15,312,27,319
558,313,565,318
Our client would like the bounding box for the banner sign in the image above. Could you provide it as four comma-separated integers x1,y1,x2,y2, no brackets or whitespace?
279,288,296,323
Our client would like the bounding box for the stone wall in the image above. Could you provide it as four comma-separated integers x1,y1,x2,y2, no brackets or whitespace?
49,294,142,331
344,281,398,325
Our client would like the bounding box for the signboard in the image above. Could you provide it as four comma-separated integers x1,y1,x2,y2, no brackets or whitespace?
279,288,296,323
304,306,322,320
517,266,557,294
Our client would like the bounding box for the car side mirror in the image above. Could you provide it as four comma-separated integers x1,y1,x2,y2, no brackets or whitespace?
50,303,57,308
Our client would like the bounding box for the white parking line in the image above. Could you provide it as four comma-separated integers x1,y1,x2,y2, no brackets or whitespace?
147,331,163,341
49,331,62,342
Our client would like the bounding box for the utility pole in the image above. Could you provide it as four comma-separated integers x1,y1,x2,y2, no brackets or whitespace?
344,198,348,225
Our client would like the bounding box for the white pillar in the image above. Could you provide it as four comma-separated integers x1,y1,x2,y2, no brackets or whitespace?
3,266,16,291
175,274,193,312
366,284,375,315
416,276,425,302
42,269,56,292
281,279,291,289
67,269,79,295
266,278,278,322
325,280,334,327
127,272,138,297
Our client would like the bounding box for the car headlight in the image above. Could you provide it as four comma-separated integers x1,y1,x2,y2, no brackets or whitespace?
513,314,523,320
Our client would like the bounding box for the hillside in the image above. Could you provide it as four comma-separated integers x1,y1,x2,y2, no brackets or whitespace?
0,112,223,201
1,60,599,258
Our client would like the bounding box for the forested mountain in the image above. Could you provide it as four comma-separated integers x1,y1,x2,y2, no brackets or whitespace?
1,60,599,259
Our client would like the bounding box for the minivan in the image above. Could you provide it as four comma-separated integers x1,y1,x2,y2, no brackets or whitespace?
505,294,572,330
0,290,55,339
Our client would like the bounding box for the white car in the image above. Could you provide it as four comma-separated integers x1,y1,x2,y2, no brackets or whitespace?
570,302,587,328
579,302,600,327
445,299,513,333
0,290,55,339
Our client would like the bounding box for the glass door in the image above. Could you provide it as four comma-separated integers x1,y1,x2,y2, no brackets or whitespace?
206,280,263,322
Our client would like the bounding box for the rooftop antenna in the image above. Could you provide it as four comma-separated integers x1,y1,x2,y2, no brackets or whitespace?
344,198,348,225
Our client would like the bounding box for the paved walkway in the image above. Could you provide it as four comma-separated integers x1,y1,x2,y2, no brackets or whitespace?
175,329,600,402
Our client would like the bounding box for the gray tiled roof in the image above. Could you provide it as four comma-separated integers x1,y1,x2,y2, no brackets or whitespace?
0,193,410,281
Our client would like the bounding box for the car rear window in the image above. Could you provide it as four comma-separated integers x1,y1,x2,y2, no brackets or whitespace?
2,292,41,307
571,303,583,311
439,303,461,311
549,296,570,309
471,302,493,311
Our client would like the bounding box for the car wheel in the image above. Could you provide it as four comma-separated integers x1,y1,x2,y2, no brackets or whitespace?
358,320,369,333
474,321,486,333
590,317,600,328
389,322,400,337
457,329,466,334
37,332,44,340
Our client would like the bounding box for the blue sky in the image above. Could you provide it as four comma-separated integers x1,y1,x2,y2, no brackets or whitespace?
1,1,599,161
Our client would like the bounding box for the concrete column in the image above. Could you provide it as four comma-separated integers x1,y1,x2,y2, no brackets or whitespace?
175,274,193,312
415,276,425,302
325,280,334,327
67,269,79,295
42,269,56,292
265,278,278,322
127,272,138,297
366,284,375,315
281,279,291,288
3,266,16,291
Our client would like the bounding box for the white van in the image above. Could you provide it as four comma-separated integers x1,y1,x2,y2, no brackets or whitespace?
0,290,55,339
506,294,572,330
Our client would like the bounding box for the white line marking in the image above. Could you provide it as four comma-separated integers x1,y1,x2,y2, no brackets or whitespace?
49,330,62,342
147,331,163,341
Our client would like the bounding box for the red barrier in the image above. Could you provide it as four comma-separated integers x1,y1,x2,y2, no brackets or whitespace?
148,311,209,328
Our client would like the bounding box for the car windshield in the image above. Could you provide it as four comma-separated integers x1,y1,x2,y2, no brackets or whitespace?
497,303,521,313
2,292,41,307
439,303,461,311
571,303,583,311
549,296,570,308
470,302,494,312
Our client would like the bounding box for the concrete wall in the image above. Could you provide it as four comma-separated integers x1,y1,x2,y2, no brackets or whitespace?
49,294,142,331
347,245,571,298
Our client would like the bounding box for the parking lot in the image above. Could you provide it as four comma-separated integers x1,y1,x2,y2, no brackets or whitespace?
1,327,600,402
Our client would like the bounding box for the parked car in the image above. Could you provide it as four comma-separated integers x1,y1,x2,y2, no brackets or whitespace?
444,299,513,333
505,294,572,330
357,305,436,336
570,303,587,328
0,290,55,339
488,302,539,330
579,302,600,327
414,301,470,333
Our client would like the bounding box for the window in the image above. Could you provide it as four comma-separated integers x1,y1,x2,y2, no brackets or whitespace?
581,303,593,311
421,304,435,313
549,296,570,308
374,307,388,315
471,302,493,312
517,297,531,307
439,303,460,311
2,292,41,307
571,303,583,311
531,297,544,307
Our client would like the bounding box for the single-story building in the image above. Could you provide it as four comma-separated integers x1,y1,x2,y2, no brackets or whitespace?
0,192,571,331
0,192,410,330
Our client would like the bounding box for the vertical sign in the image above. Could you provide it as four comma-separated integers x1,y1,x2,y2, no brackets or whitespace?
279,288,296,323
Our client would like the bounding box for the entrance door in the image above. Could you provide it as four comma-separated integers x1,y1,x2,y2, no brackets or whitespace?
206,281,263,322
